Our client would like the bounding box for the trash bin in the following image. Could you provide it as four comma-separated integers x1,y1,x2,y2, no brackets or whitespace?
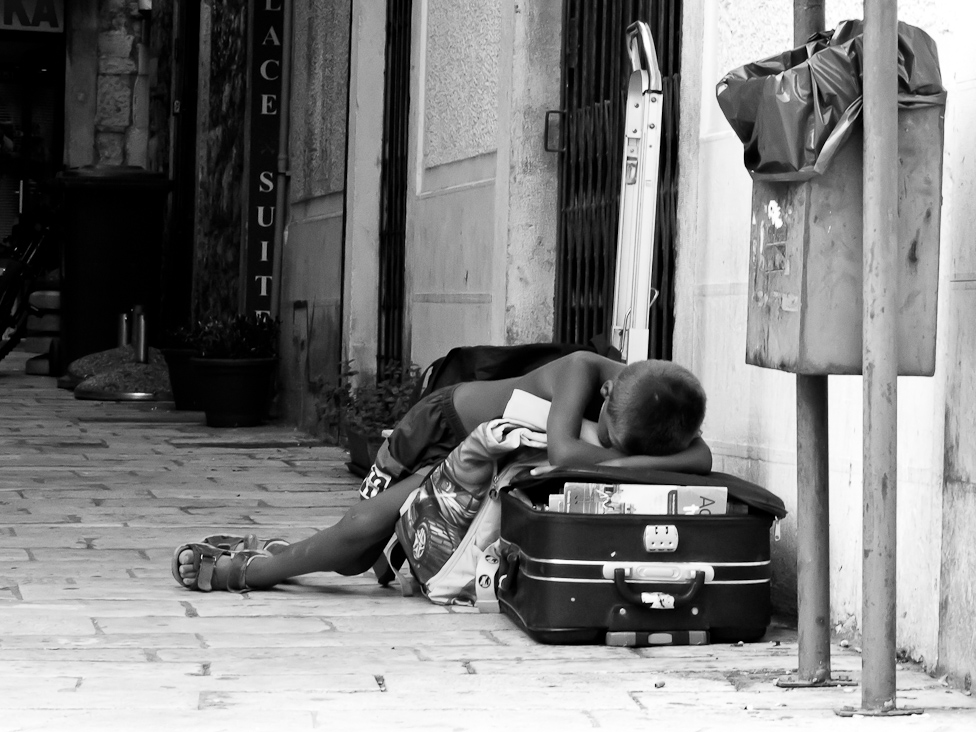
716,21,947,375
56,166,170,366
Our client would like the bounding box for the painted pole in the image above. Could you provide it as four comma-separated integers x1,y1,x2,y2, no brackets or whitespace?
795,373,831,682
793,0,832,686
861,0,899,711
793,0,824,47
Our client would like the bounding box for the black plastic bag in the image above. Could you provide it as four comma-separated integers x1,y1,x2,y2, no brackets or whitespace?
716,20,946,182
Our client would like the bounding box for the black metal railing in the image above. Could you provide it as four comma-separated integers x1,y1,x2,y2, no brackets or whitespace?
377,0,412,376
554,0,681,359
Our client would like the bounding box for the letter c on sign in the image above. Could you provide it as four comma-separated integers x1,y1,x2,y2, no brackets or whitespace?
260,59,280,81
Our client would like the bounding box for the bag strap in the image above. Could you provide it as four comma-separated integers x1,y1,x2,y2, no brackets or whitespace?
383,486,423,598
474,540,501,613
383,534,419,598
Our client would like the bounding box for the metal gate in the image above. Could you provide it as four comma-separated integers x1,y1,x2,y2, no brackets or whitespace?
552,0,681,359
377,0,412,374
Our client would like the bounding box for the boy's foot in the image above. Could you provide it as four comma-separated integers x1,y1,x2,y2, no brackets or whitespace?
172,542,274,592
175,548,235,589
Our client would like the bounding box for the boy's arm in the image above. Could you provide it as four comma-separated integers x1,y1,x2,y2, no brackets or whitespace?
545,353,627,467
596,436,713,475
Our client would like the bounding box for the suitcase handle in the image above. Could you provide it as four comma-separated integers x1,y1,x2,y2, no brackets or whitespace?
497,550,520,594
613,568,704,609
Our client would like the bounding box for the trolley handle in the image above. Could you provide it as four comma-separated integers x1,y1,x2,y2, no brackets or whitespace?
625,21,663,93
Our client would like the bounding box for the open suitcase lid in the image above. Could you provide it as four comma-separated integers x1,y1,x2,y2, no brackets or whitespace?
505,465,788,520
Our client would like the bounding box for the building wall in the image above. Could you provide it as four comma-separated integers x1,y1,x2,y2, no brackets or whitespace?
342,0,384,390
495,0,561,345
277,0,351,430
678,0,974,679
936,0,976,687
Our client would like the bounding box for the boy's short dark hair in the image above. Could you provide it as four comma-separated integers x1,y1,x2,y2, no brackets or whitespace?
606,360,706,456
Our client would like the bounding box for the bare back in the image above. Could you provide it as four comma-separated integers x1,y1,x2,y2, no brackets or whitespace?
451,352,624,434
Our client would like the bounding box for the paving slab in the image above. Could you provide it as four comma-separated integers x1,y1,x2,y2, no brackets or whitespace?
1,350,973,731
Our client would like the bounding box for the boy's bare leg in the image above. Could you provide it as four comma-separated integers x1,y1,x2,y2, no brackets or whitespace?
175,472,425,590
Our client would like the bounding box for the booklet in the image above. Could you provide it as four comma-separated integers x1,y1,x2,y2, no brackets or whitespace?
549,482,729,515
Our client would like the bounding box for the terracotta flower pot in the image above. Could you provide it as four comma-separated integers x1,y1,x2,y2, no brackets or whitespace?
190,356,277,428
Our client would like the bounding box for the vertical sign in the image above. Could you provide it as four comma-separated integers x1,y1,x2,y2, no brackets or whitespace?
245,1,283,315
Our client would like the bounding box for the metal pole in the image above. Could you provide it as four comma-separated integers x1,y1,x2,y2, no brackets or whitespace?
795,374,831,682
793,0,824,45
781,0,848,690
861,0,899,712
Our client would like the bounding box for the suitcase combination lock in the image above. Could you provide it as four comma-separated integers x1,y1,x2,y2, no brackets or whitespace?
643,524,678,552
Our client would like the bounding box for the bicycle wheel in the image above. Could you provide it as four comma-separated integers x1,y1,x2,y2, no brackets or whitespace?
0,256,31,362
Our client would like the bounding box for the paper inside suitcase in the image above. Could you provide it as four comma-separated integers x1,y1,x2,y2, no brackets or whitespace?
496,466,787,647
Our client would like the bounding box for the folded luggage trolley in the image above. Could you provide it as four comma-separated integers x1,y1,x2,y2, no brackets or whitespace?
496,467,787,647
611,21,663,365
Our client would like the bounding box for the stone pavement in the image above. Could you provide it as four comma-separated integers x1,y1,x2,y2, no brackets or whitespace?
0,350,973,732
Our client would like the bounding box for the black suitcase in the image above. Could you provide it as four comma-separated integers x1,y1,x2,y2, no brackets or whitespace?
496,466,787,646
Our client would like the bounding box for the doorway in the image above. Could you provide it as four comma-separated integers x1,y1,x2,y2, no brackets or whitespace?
0,28,64,246
553,0,681,359
164,0,200,333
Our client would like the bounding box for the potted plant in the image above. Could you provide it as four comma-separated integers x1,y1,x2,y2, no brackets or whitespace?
189,313,280,427
160,325,203,410
318,361,423,476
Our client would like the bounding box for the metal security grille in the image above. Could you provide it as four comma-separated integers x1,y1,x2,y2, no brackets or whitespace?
377,0,412,374
553,0,681,359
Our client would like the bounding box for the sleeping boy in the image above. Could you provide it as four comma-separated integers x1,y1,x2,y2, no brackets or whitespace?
173,351,710,592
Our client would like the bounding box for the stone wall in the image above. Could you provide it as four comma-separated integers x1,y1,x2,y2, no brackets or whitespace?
92,0,153,167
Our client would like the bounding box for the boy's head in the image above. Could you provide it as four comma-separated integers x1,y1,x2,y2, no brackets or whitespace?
597,360,706,456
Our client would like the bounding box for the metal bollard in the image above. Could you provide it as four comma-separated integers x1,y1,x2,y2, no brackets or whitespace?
117,312,131,347
132,306,148,364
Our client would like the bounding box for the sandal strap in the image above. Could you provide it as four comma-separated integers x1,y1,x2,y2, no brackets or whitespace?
197,553,217,592
225,549,269,592
200,533,283,553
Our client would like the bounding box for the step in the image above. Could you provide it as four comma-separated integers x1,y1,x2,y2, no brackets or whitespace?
26,312,61,334
18,336,52,354
28,289,60,311
24,353,51,375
